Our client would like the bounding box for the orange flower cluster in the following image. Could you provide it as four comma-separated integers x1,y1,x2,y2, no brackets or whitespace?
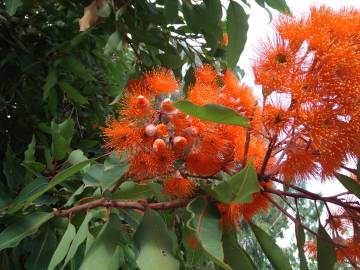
103,66,271,225
253,6,360,181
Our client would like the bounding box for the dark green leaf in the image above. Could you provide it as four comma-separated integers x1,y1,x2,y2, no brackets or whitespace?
295,221,309,270
113,182,154,200
59,81,88,105
48,222,76,270
5,0,22,15
63,212,93,268
317,223,336,270
173,100,250,127
264,0,291,14
25,226,57,270
43,67,58,100
80,214,123,270
205,162,259,203
164,0,179,23
0,212,53,251
3,145,25,190
204,0,222,23
182,1,201,33
134,208,179,270
61,57,95,81
158,53,183,69
336,173,360,199
250,223,292,270
186,197,231,270
226,1,249,69
222,229,257,270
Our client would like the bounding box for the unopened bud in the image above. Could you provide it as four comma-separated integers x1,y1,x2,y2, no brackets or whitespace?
184,126,199,136
173,136,188,151
136,95,149,106
145,124,156,136
153,138,166,152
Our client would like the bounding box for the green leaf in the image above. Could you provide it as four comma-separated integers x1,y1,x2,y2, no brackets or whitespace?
182,1,201,33
83,162,128,190
264,0,291,14
63,212,93,268
96,2,112,17
25,226,57,270
222,229,257,270
226,1,249,69
204,0,222,23
206,162,259,203
61,57,94,81
157,53,183,69
164,0,179,23
43,67,58,100
173,100,249,127
295,221,309,270
134,208,179,270
3,145,25,190
80,214,123,270
250,223,292,270
5,0,22,15
317,223,336,270
59,81,88,105
183,66,195,97
186,196,231,270
113,182,154,200
104,32,122,56
8,176,48,213
67,149,89,166
9,160,91,213
0,212,53,251
336,173,360,199
48,222,76,270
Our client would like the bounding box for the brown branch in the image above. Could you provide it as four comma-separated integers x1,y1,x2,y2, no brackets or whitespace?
242,128,251,166
54,198,191,217
259,136,277,179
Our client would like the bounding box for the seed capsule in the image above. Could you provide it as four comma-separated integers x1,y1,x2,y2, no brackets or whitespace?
153,138,166,152
145,124,156,136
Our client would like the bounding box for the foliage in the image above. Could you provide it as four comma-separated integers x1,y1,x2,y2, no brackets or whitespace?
1,0,360,270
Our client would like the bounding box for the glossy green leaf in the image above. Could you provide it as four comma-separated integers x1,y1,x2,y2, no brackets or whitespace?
164,0,179,23
134,208,179,270
0,212,53,251
9,159,91,213
204,0,222,23
186,196,231,270
5,0,22,15
317,223,336,270
182,1,201,33
173,100,249,127
295,221,309,270
104,32,122,56
59,81,88,105
113,181,154,200
226,1,249,69
158,53,183,69
83,161,128,190
206,162,260,203
336,173,360,199
222,229,257,270
264,0,291,14
43,67,58,100
250,223,292,270
48,222,76,270
63,212,93,268
80,214,123,270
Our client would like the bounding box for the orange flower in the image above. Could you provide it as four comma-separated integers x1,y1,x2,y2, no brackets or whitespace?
163,177,195,198
304,241,317,258
146,68,179,94
195,65,217,84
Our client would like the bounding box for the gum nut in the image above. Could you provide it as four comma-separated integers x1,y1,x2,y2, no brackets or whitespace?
173,136,187,149
153,138,166,152
145,124,156,136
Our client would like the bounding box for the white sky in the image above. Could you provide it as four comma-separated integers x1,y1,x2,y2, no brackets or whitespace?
239,0,360,248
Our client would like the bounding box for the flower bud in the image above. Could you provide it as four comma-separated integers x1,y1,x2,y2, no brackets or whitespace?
145,124,156,136
136,95,149,106
161,98,176,113
153,138,166,152
173,136,188,151
156,123,169,137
